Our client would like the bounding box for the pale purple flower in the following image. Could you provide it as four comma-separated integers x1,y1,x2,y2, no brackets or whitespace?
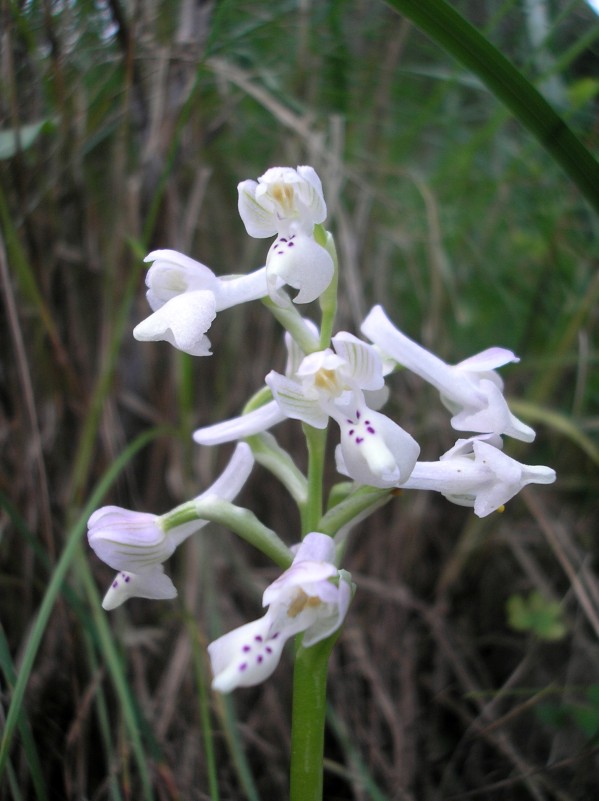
88,443,254,609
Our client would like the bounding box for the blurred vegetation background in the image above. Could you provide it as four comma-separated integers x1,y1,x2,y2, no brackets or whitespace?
1,0,599,799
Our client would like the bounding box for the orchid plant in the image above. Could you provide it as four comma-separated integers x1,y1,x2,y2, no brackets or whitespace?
88,165,555,801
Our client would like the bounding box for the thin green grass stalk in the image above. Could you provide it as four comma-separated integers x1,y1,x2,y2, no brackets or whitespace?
509,399,599,468
0,427,169,789
67,260,143,506
0,627,48,801
184,611,220,801
529,270,599,406
384,0,599,214
79,627,125,801
204,562,261,801
76,550,156,801
325,705,391,801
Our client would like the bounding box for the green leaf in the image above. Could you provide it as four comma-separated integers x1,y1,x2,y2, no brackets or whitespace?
506,591,567,641
384,0,599,215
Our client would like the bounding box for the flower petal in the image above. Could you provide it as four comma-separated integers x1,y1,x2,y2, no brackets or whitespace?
266,371,329,428
266,233,334,305
143,249,218,311
331,332,385,391
133,290,217,356
102,567,177,610
193,400,286,446
208,612,287,692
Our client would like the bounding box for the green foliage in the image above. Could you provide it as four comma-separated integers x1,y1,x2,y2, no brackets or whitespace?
506,590,567,641
536,685,599,743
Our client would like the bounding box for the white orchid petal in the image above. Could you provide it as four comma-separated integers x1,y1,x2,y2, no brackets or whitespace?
266,371,329,428
456,347,519,373
303,574,352,647
133,290,216,356
331,332,385,391
193,401,285,446
266,234,334,305
88,508,174,573
400,437,556,517
293,531,337,564
144,249,218,310
102,567,177,610
212,268,268,310
197,442,254,500
237,180,280,238
334,406,420,488
208,612,288,692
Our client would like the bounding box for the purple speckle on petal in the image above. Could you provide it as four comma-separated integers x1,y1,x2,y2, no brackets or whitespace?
271,632,280,639
124,575,131,583
367,426,375,434
257,655,263,664
112,580,118,589
242,645,251,653
266,646,273,654
356,437,364,444
239,663,248,672
356,409,361,419
254,635,263,643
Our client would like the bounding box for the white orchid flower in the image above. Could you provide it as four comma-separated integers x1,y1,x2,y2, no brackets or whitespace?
266,333,420,488
208,532,351,692
399,435,556,517
361,305,536,442
88,443,254,609
133,249,268,356
238,166,334,307
237,166,327,238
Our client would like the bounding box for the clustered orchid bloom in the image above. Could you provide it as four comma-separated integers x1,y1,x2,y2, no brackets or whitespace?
208,532,351,692
133,250,268,356
89,162,556,721
238,166,335,306
399,435,556,517
88,443,254,608
362,305,535,442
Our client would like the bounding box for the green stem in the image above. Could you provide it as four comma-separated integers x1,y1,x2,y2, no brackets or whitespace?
318,230,338,349
289,635,338,801
165,498,293,569
301,425,328,535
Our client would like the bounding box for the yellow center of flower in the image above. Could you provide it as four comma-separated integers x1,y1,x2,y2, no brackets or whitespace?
271,182,296,215
314,368,342,395
288,589,322,618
